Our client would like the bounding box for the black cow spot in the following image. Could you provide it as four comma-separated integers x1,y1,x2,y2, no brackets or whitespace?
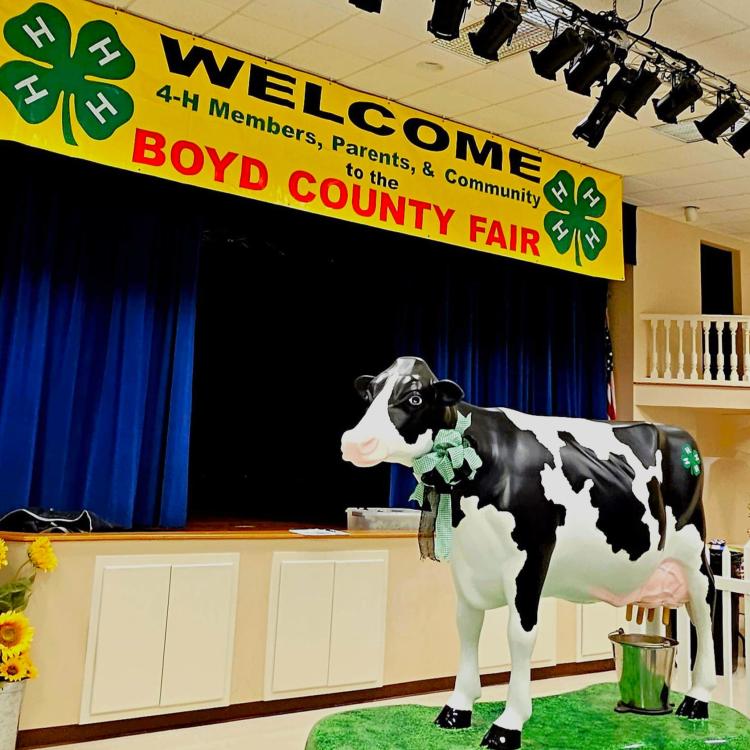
647,477,666,551
558,432,651,562
612,423,659,469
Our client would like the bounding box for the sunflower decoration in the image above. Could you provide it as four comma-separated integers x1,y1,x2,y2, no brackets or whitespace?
28,538,58,573
0,539,7,570
0,612,34,658
0,653,32,682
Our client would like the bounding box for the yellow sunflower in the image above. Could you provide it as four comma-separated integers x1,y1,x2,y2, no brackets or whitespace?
0,655,28,682
0,540,7,569
0,612,33,657
18,654,37,679
27,538,57,573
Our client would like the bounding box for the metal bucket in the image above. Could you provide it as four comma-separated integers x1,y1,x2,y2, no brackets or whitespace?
609,629,678,715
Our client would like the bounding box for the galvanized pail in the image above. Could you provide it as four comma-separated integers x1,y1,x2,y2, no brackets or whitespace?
609,629,678,715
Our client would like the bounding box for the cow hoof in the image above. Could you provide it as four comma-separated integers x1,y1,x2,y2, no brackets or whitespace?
480,725,521,749
434,705,472,729
676,696,709,720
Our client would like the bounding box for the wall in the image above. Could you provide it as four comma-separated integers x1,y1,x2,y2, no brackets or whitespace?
608,209,750,546
12,536,583,732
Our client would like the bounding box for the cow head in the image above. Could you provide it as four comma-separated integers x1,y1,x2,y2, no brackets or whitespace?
341,357,464,468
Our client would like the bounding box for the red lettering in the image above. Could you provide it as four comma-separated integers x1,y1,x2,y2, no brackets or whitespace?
486,220,507,249
407,199,431,230
469,214,486,243
509,224,518,252
380,194,406,225
132,128,166,166
434,205,455,236
521,228,540,256
171,140,204,176
289,170,316,202
352,185,377,218
206,147,238,183
239,156,268,191
320,178,347,209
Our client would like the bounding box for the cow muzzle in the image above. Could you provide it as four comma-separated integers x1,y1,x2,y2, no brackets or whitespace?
341,433,387,467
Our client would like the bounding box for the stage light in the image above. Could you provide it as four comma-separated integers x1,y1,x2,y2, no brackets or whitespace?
530,26,585,81
349,0,382,11
428,0,471,40
564,36,616,96
573,68,634,148
619,66,662,118
696,98,745,143
652,75,703,123
469,2,522,61
728,120,750,157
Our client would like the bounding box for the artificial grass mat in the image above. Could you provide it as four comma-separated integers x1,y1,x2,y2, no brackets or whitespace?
305,682,750,749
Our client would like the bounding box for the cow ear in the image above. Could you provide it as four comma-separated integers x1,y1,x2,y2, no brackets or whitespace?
432,379,464,405
354,375,374,401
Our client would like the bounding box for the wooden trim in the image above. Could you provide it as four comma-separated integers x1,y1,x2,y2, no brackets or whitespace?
17,659,614,749
0,529,418,543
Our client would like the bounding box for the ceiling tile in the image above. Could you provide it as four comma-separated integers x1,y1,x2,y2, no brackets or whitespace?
382,42,486,85
636,157,750,188
127,0,232,35
400,85,489,119
239,0,351,38
276,40,372,80
551,126,679,162
342,63,433,100
207,15,307,57
683,29,750,75
314,15,421,62
703,0,750,25
454,103,539,137
212,0,252,11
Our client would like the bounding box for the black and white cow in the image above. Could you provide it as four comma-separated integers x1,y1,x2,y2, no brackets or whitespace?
341,357,715,750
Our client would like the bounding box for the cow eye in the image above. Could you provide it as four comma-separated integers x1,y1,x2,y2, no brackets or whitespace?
408,394,423,407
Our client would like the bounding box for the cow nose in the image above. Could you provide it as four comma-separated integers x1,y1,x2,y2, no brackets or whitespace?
359,437,378,455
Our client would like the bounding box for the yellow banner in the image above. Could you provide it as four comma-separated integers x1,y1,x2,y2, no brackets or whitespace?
0,0,624,280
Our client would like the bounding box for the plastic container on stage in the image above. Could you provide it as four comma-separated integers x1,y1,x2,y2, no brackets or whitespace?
609,629,678,715
346,507,421,531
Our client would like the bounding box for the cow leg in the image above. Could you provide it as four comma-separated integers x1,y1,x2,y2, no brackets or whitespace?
677,551,716,719
435,593,485,729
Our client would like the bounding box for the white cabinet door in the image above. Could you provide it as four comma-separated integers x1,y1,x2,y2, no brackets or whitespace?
272,560,336,693
160,561,239,708
577,602,624,662
81,554,239,723
265,551,388,699
328,559,388,688
479,599,557,673
88,564,171,717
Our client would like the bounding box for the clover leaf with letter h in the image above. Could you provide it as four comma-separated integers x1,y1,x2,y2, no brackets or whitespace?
543,169,608,267
0,2,135,146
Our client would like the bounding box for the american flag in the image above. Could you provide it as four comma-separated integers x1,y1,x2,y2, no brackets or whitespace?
605,310,617,420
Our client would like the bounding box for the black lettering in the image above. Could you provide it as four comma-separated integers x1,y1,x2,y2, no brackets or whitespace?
303,82,344,124
348,101,396,136
248,65,295,109
403,117,450,152
456,131,503,171
509,148,542,184
161,35,243,89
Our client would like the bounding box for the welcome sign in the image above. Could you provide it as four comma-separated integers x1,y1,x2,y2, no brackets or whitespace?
0,0,625,280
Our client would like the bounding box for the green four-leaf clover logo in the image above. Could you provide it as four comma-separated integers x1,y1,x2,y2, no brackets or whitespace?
543,170,608,267
681,445,701,477
0,2,135,146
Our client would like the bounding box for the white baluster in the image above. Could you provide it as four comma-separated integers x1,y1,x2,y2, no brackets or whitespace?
717,320,727,382
743,321,750,383
703,320,712,380
650,319,659,378
676,320,685,380
721,547,734,708
690,319,699,380
729,320,739,382
664,319,673,379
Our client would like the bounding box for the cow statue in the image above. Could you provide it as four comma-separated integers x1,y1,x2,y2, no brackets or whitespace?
341,357,715,750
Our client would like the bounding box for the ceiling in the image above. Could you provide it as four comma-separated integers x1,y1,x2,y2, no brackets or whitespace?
95,0,750,241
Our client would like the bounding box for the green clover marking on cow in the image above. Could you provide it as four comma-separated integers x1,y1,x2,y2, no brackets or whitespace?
0,2,135,146
681,445,701,477
543,170,608,267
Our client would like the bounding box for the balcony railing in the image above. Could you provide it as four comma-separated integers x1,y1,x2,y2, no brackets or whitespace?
641,314,750,385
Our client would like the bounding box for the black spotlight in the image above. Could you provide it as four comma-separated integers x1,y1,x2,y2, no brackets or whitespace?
728,120,750,157
574,68,634,148
696,98,745,143
428,0,471,40
652,75,703,123
469,3,522,61
530,26,585,81
619,66,662,118
349,0,382,11
565,36,616,96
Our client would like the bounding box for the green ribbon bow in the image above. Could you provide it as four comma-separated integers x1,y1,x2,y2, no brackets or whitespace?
409,411,482,561
681,445,701,477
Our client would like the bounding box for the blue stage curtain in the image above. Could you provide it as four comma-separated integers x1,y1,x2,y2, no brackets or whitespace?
0,145,200,528
388,254,608,507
